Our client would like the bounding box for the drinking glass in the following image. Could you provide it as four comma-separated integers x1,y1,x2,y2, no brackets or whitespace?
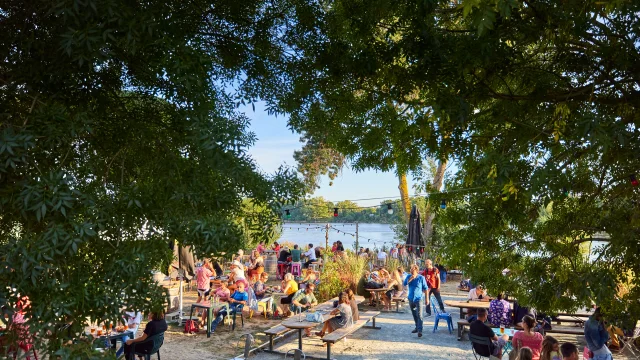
90,327,95,335
500,325,505,334
97,329,103,336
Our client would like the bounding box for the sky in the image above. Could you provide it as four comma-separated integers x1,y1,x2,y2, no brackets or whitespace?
243,102,417,207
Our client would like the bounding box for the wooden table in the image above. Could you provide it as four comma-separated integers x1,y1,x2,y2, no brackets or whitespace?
444,299,495,318
365,288,390,311
282,308,336,350
280,296,364,351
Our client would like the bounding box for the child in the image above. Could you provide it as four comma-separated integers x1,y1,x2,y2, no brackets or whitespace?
541,336,561,360
559,342,578,360
253,273,268,300
517,347,533,360
210,281,248,332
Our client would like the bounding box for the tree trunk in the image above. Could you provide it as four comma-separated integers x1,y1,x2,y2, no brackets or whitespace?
398,172,411,223
424,160,447,241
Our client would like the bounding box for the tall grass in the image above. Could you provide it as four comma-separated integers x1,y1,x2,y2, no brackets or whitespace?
318,253,368,301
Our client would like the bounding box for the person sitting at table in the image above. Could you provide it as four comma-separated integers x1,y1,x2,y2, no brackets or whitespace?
291,284,318,336
560,342,579,360
381,269,402,311
302,244,317,269
256,242,265,254
210,281,248,333
278,246,291,263
112,309,142,358
196,259,215,305
301,269,317,287
346,288,359,321
290,244,301,263
228,260,247,292
253,272,268,300
315,292,353,339
488,292,512,327
512,315,544,360
124,309,167,359
468,285,489,301
540,335,561,360
280,273,299,317
248,250,264,279
469,308,509,359
213,281,231,302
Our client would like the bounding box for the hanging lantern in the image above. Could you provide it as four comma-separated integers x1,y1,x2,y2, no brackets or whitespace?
285,209,291,218
387,203,394,215
333,208,338,217
562,187,569,196
440,200,447,209
631,174,639,187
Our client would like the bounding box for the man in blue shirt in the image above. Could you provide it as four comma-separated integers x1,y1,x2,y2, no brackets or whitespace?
211,281,248,332
403,264,428,337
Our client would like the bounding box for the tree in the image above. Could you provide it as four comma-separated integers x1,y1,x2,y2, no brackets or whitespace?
0,0,304,356
276,0,640,323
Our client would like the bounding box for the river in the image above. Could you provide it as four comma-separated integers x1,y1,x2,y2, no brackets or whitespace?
278,222,399,250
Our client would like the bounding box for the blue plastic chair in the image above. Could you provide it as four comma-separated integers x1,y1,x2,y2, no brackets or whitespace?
431,296,453,334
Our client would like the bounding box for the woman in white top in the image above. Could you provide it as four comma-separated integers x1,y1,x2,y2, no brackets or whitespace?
114,310,141,357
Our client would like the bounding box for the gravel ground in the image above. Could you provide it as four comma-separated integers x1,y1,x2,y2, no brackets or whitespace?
158,283,635,360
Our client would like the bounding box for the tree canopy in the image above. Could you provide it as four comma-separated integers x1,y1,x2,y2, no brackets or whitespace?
273,0,640,324
0,0,303,356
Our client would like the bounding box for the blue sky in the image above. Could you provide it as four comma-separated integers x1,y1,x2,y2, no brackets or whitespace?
244,102,417,207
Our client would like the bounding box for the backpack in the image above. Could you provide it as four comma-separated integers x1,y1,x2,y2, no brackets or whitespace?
184,319,199,334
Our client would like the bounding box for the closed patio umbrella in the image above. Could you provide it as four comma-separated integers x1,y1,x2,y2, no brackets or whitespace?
406,205,424,256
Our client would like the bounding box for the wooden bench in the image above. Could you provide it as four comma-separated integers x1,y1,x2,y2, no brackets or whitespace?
391,297,406,313
264,324,290,351
457,319,469,340
322,311,381,359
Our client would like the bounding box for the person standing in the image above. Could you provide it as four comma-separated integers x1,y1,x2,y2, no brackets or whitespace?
584,307,613,360
403,264,428,337
424,259,445,317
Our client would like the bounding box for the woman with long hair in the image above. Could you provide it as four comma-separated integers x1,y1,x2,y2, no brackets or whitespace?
315,292,352,338
512,315,544,360
346,288,359,321
540,335,560,360
124,310,167,359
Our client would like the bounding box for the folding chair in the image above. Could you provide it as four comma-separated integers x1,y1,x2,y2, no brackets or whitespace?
620,326,640,358
469,334,496,360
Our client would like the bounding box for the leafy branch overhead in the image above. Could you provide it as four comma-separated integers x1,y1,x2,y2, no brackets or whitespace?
0,0,304,356
273,0,640,323
293,135,346,193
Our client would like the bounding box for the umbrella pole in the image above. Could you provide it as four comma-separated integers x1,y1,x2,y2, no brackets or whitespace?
178,245,183,325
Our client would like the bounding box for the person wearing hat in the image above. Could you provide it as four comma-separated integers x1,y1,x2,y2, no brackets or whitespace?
228,260,247,292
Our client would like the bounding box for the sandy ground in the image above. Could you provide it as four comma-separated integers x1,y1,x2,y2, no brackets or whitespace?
159,281,636,360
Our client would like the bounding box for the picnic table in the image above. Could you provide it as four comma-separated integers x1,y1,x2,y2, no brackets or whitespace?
280,296,364,352
365,288,390,311
189,300,229,338
444,299,495,318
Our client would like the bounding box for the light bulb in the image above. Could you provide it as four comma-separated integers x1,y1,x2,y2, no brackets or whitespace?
387,203,393,215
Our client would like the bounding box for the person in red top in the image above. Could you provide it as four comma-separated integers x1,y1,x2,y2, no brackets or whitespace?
424,259,446,316
512,315,544,360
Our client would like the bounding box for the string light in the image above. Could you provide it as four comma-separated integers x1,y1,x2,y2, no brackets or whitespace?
387,203,393,215
631,174,639,187
440,200,446,209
